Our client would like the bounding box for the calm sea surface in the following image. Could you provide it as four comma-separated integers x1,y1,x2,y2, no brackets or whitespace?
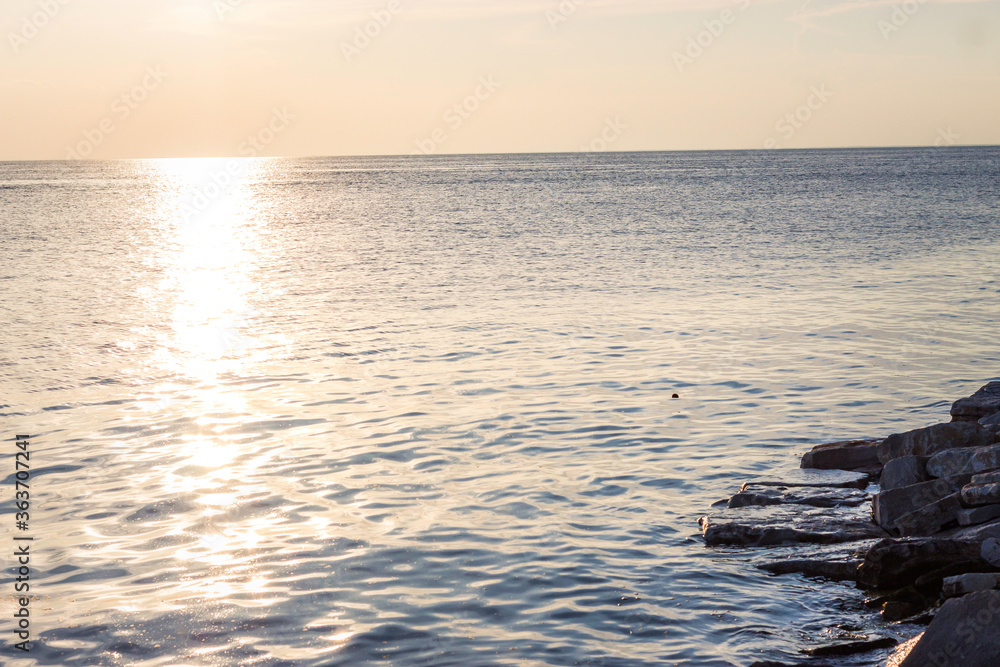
1,148,999,666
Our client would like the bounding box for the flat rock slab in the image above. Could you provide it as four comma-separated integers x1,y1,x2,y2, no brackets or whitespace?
701,505,887,547
759,559,860,582
802,636,898,657
959,505,1000,527
962,482,1000,507
895,493,963,537
972,470,1000,485
897,591,1000,666
942,573,1000,598
857,537,987,589
880,455,929,492
878,422,996,464
952,381,1000,422
927,444,1000,478
728,486,870,509
740,468,871,491
872,474,972,532
800,439,882,472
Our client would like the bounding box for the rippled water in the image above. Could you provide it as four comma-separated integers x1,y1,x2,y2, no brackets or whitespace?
1,148,999,666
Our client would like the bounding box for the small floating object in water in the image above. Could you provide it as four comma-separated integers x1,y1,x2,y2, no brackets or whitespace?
672,394,680,399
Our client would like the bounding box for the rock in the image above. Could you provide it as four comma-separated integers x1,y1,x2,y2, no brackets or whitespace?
962,482,1000,507
982,538,1000,567
800,439,882,472
872,475,972,532
896,591,1000,666
913,561,997,596
942,573,1000,598
727,486,870,510
857,537,986,589
700,505,887,547
740,468,872,491
878,422,996,464
895,493,963,537
952,381,1000,422
946,517,1000,541
972,470,1000,485
958,505,1000,527
801,636,897,657
882,599,929,622
758,559,860,582
981,412,1000,434
880,456,929,492
927,444,1000,479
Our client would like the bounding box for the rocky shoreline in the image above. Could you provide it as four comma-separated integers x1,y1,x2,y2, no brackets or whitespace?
700,381,1000,666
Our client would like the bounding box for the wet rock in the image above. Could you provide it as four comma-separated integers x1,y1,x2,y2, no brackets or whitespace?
895,493,963,537
951,381,1000,422
878,422,996,464
801,636,897,657
700,505,887,548
800,439,881,472
896,591,1000,666
926,444,1000,479
962,482,1000,507
880,456,929,492
872,475,972,532
857,537,986,589
942,573,1000,598
758,559,860,582
740,468,871,491
882,599,930,622
958,505,1000,527
727,486,870,510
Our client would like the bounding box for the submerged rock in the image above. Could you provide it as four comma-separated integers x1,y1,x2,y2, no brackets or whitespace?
872,475,972,533
877,422,996,464
895,591,1000,666
800,439,881,472
926,444,1000,478
880,456,929,492
759,559,860,581
700,505,887,547
740,468,871,491
727,486,870,510
951,381,1000,423
801,636,897,657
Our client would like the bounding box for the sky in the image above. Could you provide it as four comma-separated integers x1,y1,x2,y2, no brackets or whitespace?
1,0,998,160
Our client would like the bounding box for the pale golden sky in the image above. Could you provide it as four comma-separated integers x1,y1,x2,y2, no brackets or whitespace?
2,0,998,160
